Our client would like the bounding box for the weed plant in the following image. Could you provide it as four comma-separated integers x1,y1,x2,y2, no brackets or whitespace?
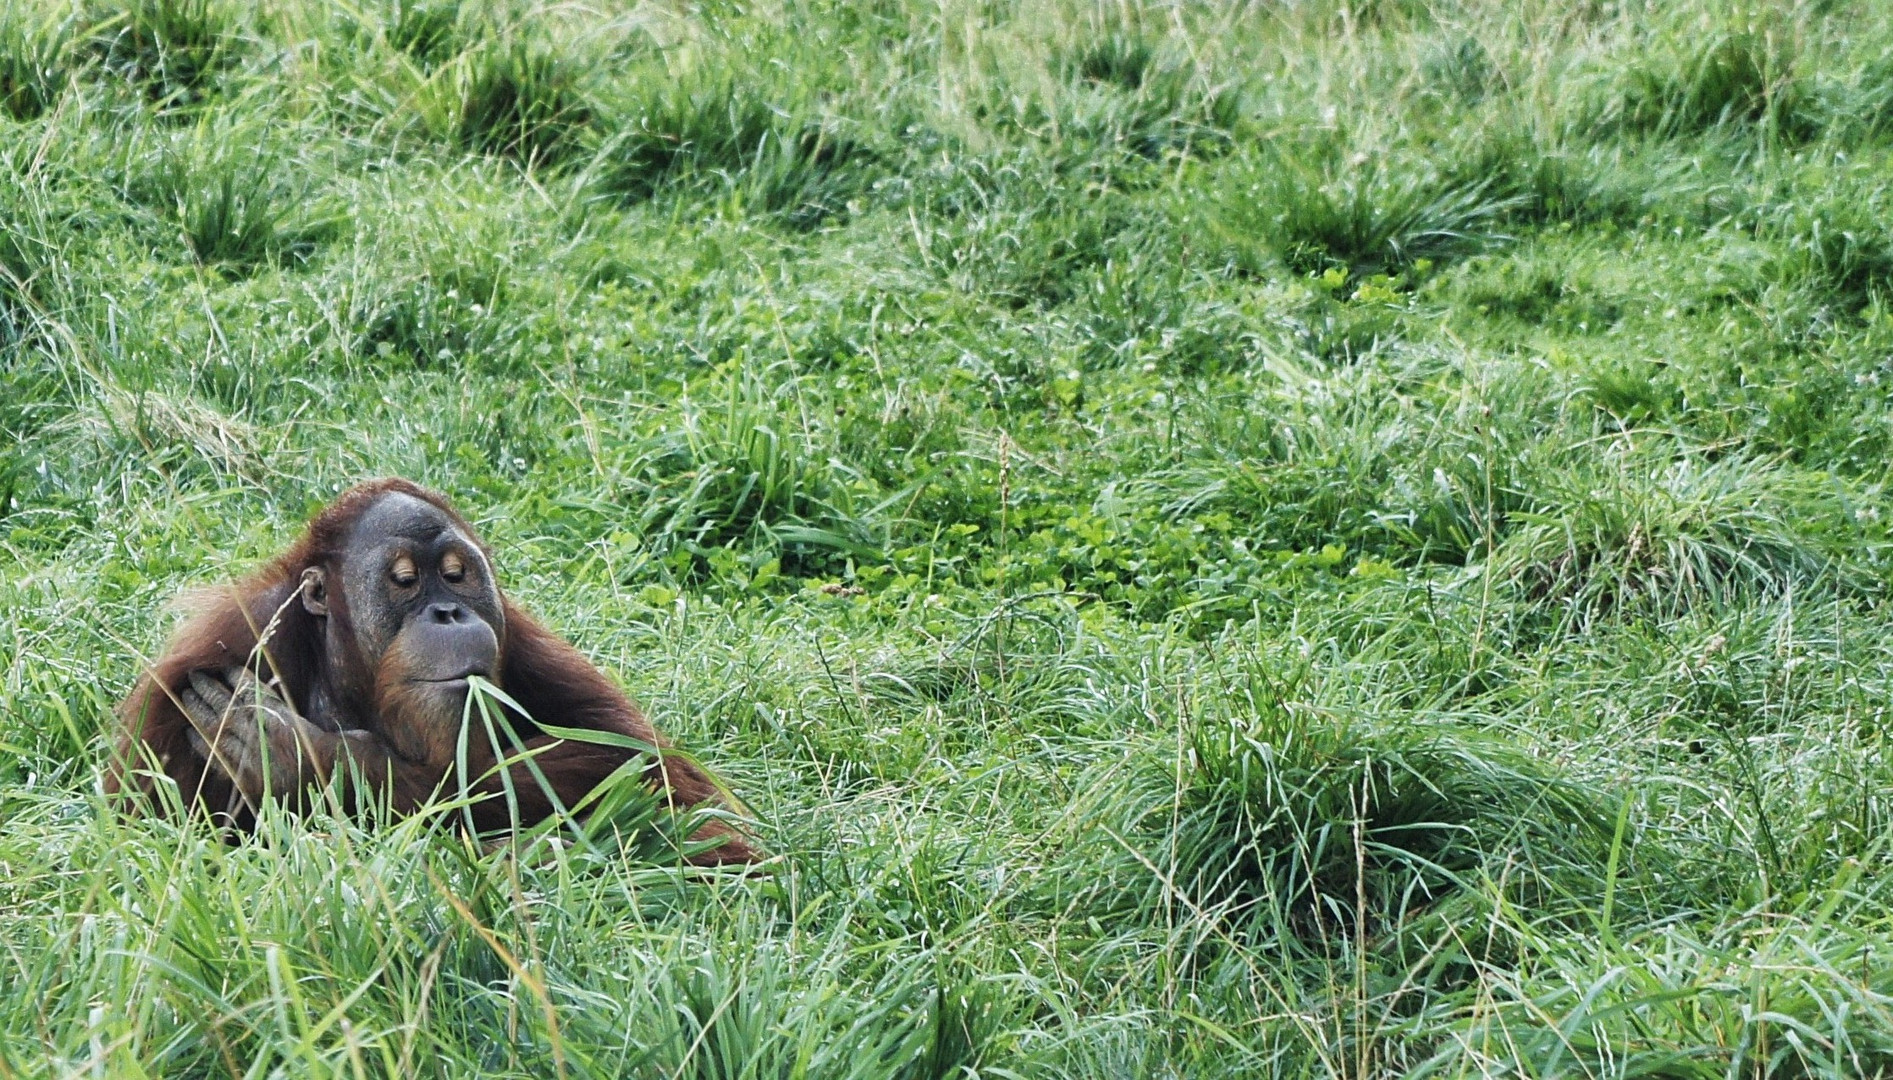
6,0,1893,1075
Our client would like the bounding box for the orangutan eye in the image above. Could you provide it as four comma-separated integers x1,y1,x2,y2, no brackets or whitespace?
441,551,466,583
389,555,418,587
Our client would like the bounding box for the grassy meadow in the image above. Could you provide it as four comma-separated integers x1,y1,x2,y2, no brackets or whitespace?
7,0,1893,1074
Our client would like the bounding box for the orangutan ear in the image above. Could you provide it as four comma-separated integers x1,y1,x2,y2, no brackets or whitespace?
300,567,329,616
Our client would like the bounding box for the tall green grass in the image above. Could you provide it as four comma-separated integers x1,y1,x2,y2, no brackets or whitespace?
7,0,1893,1074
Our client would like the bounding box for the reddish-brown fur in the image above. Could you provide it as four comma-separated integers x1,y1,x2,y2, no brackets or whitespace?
108,478,756,864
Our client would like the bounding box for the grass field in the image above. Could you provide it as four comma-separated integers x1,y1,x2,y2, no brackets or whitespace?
6,0,1893,1074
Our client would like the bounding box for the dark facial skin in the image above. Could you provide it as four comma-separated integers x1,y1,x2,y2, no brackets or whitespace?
300,494,505,754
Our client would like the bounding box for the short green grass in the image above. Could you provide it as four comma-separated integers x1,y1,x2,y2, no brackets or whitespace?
6,0,1893,1075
